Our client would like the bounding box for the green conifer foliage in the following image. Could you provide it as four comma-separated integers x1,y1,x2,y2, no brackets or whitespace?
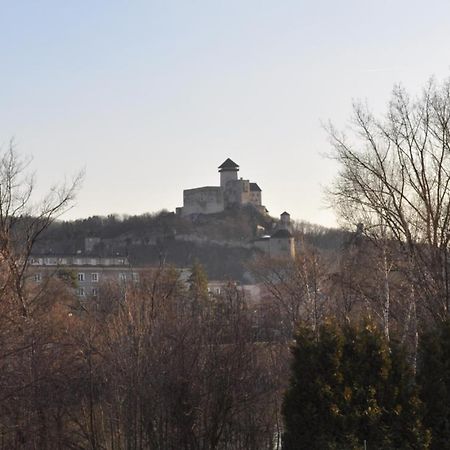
282,320,430,449
418,320,450,449
188,261,209,313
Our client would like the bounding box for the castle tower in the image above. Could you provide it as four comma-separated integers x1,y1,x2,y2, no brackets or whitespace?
218,158,239,187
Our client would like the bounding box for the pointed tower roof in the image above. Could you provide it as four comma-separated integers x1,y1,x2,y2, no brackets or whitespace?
218,158,239,171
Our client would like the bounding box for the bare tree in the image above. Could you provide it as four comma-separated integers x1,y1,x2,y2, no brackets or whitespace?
0,142,82,449
251,248,329,337
329,226,416,343
0,142,82,317
327,78,450,322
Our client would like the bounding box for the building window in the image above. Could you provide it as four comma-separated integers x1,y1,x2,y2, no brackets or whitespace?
132,272,139,282
77,287,85,297
34,273,42,283
91,288,98,296
91,273,99,282
119,273,127,282
77,273,85,282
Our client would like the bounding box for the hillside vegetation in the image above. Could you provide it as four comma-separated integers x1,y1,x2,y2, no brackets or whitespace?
34,206,346,281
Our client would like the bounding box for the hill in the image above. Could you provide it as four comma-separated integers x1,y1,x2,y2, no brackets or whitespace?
34,206,346,281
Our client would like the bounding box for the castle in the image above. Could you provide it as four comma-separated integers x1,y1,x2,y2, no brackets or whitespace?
176,158,296,259
176,158,266,216
253,211,296,259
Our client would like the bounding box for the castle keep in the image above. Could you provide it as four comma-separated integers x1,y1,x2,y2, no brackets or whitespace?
177,158,266,216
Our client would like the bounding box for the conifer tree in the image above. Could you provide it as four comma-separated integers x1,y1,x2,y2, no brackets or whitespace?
282,320,430,449
188,261,209,314
418,320,450,449
282,323,344,449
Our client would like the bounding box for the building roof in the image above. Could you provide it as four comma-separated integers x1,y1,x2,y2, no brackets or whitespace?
250,182,261,192
281,211,290,216
218,158,239,170
271,229,293,239
29,254,130,268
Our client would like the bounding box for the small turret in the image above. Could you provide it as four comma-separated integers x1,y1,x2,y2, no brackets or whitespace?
280,211,291,230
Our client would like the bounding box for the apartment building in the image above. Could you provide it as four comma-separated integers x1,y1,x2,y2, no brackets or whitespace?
28,254,139,298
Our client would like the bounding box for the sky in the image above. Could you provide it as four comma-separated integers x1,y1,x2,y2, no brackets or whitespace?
1,0,450,227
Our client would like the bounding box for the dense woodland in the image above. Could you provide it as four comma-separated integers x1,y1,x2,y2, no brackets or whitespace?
1,78,450,449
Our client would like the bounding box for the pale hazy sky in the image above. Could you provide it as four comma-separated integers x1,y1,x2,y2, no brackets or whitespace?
1,1,449,227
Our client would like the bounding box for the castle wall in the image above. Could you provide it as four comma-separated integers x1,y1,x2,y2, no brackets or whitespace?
270,237,296,258
253,236,296,258
249,191,261,206
240,180,251,205
254,237,271,254
182,186,224,215
224,179,251,207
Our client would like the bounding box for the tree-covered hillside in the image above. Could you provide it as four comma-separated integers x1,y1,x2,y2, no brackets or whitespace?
33,206,346,281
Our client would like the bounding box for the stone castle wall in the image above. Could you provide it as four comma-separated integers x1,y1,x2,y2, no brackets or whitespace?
182,186,224,215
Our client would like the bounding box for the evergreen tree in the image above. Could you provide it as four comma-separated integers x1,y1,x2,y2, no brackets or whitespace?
188,261,209,314
282,323,345,449
418,320,450,449
282,320,429,449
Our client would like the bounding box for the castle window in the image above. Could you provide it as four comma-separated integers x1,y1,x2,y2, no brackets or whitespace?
77,273,85,282
34,273,42,283
77,288,85,297
91,273,99,282
91,288,98,296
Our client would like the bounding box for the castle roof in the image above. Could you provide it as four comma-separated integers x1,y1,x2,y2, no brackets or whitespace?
218,158,239,171
250,183,261,192
271,229,293,239
281,211,290,216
